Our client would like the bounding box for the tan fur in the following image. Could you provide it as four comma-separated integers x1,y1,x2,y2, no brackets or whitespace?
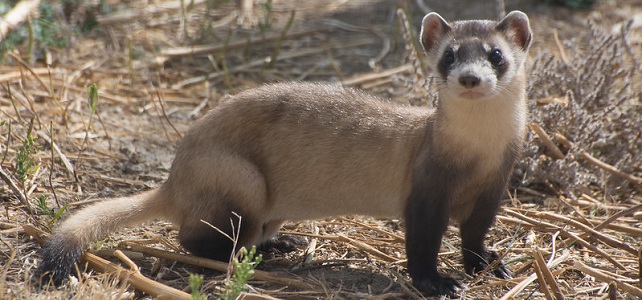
165,84,432,229
58,190,168,248
61,83,434,251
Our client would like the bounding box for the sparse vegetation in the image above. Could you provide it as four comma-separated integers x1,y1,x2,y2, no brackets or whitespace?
0,1,71,62
545,0,597,9
35,195,67,227
14,120,38,184
258,0,274,33
189,273,207,300
222,246,263,300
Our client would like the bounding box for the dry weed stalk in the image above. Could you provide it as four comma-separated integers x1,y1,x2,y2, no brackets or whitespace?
0,0,41,42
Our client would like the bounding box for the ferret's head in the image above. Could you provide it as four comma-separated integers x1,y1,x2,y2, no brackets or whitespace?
420,11,532,102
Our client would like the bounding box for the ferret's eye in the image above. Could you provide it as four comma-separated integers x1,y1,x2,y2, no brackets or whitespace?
442,50,455,66
489,49,504,66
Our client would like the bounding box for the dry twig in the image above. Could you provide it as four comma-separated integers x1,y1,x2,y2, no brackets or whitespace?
573,261,642,298
554,133,642,186
172,39,373,88
0,165,32,214
37,131,74,176
23,225,191,299
96,0,207,25
518,209,637,255
533,248,564,300
122,242,318,291
342,64,413,87
83,253,192,299
282,231,402,264
529,123,564,160
503,210,626,270
0,239,16,299
499,250,570,300
159,29,320,57
0,0,41,42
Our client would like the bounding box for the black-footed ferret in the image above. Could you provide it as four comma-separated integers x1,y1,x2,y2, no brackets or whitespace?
37,11,532,296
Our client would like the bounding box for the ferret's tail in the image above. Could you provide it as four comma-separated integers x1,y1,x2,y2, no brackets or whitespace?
36,188,167,285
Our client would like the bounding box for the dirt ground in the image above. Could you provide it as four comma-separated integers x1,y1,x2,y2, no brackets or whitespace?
1,0,641,299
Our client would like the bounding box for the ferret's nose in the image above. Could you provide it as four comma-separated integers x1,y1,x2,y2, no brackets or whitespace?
459,75,481,89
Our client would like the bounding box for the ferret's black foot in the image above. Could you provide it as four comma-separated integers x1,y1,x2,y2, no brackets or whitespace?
464,249,512,279
258,234,308,255
413,273,463,297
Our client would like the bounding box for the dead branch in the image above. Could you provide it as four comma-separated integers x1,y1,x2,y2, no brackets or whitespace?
238,292,282,300
499,250,570,300
122,242,318,291
532,253,554,300
158,29,320,58
501,210,626,270
83,253,192,299
281,231,403,264
533,248,564,300
0,0,41,42
0,165,32,214
554,133,642,186
0,67,67,84
639,244,642,288
172,39,374,89
339,217,405,242
23,225,192,299
342,64,413,87
337,234,401,264
518,209,637,255
573,261,642,298
529,123,565,160
96,0,207,25
37,131,74,176
0,238,16,299
6,53,52,94
113,250,140,274
322,19,390,68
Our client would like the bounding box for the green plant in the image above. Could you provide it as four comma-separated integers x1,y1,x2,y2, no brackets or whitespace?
258,0,273,33
35,2,69,49
35,195,51,215
88,83,98,114
189,273,207,300
81,83,98,150
222,246,263,300
265,10,295,70
544,0,596,9
0,1,78,62
15,121,38,183
35,195,68,227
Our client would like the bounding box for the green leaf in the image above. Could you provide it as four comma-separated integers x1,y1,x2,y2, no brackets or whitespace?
87,83,98,113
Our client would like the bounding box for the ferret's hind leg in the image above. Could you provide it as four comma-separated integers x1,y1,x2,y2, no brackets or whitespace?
178,205,262,262
169,152,270,261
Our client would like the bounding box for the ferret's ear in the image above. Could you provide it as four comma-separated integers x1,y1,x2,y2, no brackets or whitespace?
496,10,532,51
420,12,451,53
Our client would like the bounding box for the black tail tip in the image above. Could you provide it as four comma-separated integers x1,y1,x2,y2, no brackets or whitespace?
34,260,73,287
36,235,85,287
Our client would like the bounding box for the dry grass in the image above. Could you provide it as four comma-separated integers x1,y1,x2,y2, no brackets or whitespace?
0,0,641,299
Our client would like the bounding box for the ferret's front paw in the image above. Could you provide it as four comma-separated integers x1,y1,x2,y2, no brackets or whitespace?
413,273,463,297
464,249,512,279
